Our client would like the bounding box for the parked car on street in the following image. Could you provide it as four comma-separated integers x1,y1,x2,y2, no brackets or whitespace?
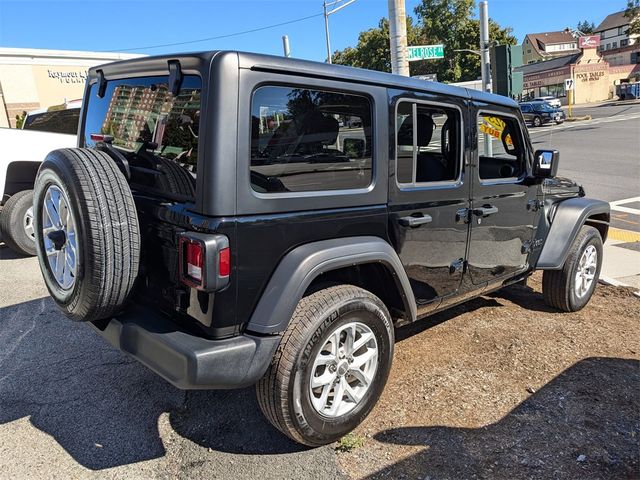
32,51,609,447
0,103,79,255
533,96,562,108
520,101,565,127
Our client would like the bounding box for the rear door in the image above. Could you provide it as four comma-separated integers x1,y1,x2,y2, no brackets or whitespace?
388,92,470,315
467,105,539,286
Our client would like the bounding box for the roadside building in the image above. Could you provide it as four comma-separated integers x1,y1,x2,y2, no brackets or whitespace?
594,10,640,67
517,45,640,104
522,31,580,65
0,48,144,128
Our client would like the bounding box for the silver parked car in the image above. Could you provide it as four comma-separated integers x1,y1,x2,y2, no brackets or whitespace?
533,96,562,108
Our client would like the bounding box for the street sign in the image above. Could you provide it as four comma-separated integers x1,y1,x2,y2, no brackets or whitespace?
412,74,438,82
579,36,600,49
564,78,575,91
407,44,444,61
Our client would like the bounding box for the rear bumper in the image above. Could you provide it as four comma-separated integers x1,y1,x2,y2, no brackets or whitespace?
90,306,281,389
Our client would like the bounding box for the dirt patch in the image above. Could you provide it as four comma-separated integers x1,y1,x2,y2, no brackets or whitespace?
338,274,640,479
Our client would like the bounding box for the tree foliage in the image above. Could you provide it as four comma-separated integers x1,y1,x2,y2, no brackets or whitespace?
332,0,516,83
625,0,640,35
14,111,27,129
576,20,596,34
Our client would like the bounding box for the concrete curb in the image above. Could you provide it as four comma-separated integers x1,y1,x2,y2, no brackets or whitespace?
599,276,640,298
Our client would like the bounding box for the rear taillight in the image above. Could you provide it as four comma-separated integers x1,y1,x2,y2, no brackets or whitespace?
185,240,203,282
218,247,230,277
178,233,230,291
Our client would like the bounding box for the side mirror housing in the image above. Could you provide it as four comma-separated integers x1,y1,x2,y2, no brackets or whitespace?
533,149,559,178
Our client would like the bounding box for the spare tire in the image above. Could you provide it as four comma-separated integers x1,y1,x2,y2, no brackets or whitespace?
33,148,140,322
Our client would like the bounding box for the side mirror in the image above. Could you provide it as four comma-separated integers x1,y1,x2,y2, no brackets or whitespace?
533,149,559,178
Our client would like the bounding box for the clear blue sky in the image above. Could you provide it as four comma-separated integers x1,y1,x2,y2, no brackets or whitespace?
0,0,626,61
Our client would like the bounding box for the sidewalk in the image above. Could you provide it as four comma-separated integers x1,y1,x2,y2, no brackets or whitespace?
601,227,640,292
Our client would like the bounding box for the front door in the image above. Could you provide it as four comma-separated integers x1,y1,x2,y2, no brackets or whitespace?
467,107,540,286
389,94,470,315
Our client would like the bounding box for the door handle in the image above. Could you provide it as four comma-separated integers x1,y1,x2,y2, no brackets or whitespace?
472,206,499,217
399,214,433,227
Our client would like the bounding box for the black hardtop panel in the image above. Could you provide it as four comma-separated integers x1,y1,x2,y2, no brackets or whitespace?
86,51,219,81
87,50,517,110
235,51,517,108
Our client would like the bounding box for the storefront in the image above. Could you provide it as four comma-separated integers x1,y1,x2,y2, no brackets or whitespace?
518,47,640,104
0,48,143,128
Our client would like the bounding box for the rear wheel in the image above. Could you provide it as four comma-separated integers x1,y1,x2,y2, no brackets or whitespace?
542,225,603,312
33,148,140,322
256,285,394,446
533,115,542,127
0,190,36,256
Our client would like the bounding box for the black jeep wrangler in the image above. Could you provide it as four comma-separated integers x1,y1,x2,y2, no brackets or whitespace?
32,51,610,446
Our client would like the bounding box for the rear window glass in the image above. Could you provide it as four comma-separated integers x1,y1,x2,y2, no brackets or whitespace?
250,85,373,193
84,75,201,200
23,109,80,134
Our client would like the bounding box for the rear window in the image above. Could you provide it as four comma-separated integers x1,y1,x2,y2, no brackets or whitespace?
83,75,201,201
23,109,80,134
250,85,373,193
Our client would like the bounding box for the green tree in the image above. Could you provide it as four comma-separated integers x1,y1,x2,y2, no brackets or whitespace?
576,20,596,34
332,0,516,83
14,111,27,129
625,0,640,35
332,18,421,72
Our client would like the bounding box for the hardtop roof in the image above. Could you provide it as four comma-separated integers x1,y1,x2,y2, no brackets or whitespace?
89,50,518,108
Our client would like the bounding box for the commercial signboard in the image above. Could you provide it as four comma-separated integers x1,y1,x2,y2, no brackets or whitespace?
579,36,601,49
407,45,444,61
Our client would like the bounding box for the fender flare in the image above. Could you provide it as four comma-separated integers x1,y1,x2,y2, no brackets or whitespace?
536,197,610,270
246,236,417,334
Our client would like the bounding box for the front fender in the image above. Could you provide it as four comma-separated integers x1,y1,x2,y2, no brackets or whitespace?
536,197,610,270
245,236,417,334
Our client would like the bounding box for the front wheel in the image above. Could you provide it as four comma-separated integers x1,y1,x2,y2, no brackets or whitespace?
542,225,603,312
256,285,394,446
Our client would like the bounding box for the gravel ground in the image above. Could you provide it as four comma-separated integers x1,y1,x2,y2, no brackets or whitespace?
338,275,640,479
1,244,638,479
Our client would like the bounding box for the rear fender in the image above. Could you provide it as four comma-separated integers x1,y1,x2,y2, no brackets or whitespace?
245,236,417,334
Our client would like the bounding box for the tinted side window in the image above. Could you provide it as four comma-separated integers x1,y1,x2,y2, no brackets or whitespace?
478,113,525,180
23,109,80,134
520,104,531,113
250,86,372,193
396,101,461,185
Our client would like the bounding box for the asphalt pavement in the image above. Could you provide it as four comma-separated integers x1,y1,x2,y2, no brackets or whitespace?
0,249,345,479
528,102,640,234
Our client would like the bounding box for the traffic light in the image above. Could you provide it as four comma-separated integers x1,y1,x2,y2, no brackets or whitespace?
491,44,523,98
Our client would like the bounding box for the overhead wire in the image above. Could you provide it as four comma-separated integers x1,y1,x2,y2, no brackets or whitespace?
106,12,324,52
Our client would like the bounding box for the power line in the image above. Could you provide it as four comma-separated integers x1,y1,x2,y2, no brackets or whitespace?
106,13,323,52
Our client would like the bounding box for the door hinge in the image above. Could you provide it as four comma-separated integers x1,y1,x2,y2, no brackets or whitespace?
527,199,543,212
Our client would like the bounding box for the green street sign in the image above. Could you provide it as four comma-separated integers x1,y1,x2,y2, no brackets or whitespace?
407,44,445,61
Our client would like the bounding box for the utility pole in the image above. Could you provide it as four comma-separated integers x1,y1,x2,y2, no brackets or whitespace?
479,1,492,156
323,0,357,64
388,0,409,76
282,35,291,58
479,1,492,94
324,2,332,63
